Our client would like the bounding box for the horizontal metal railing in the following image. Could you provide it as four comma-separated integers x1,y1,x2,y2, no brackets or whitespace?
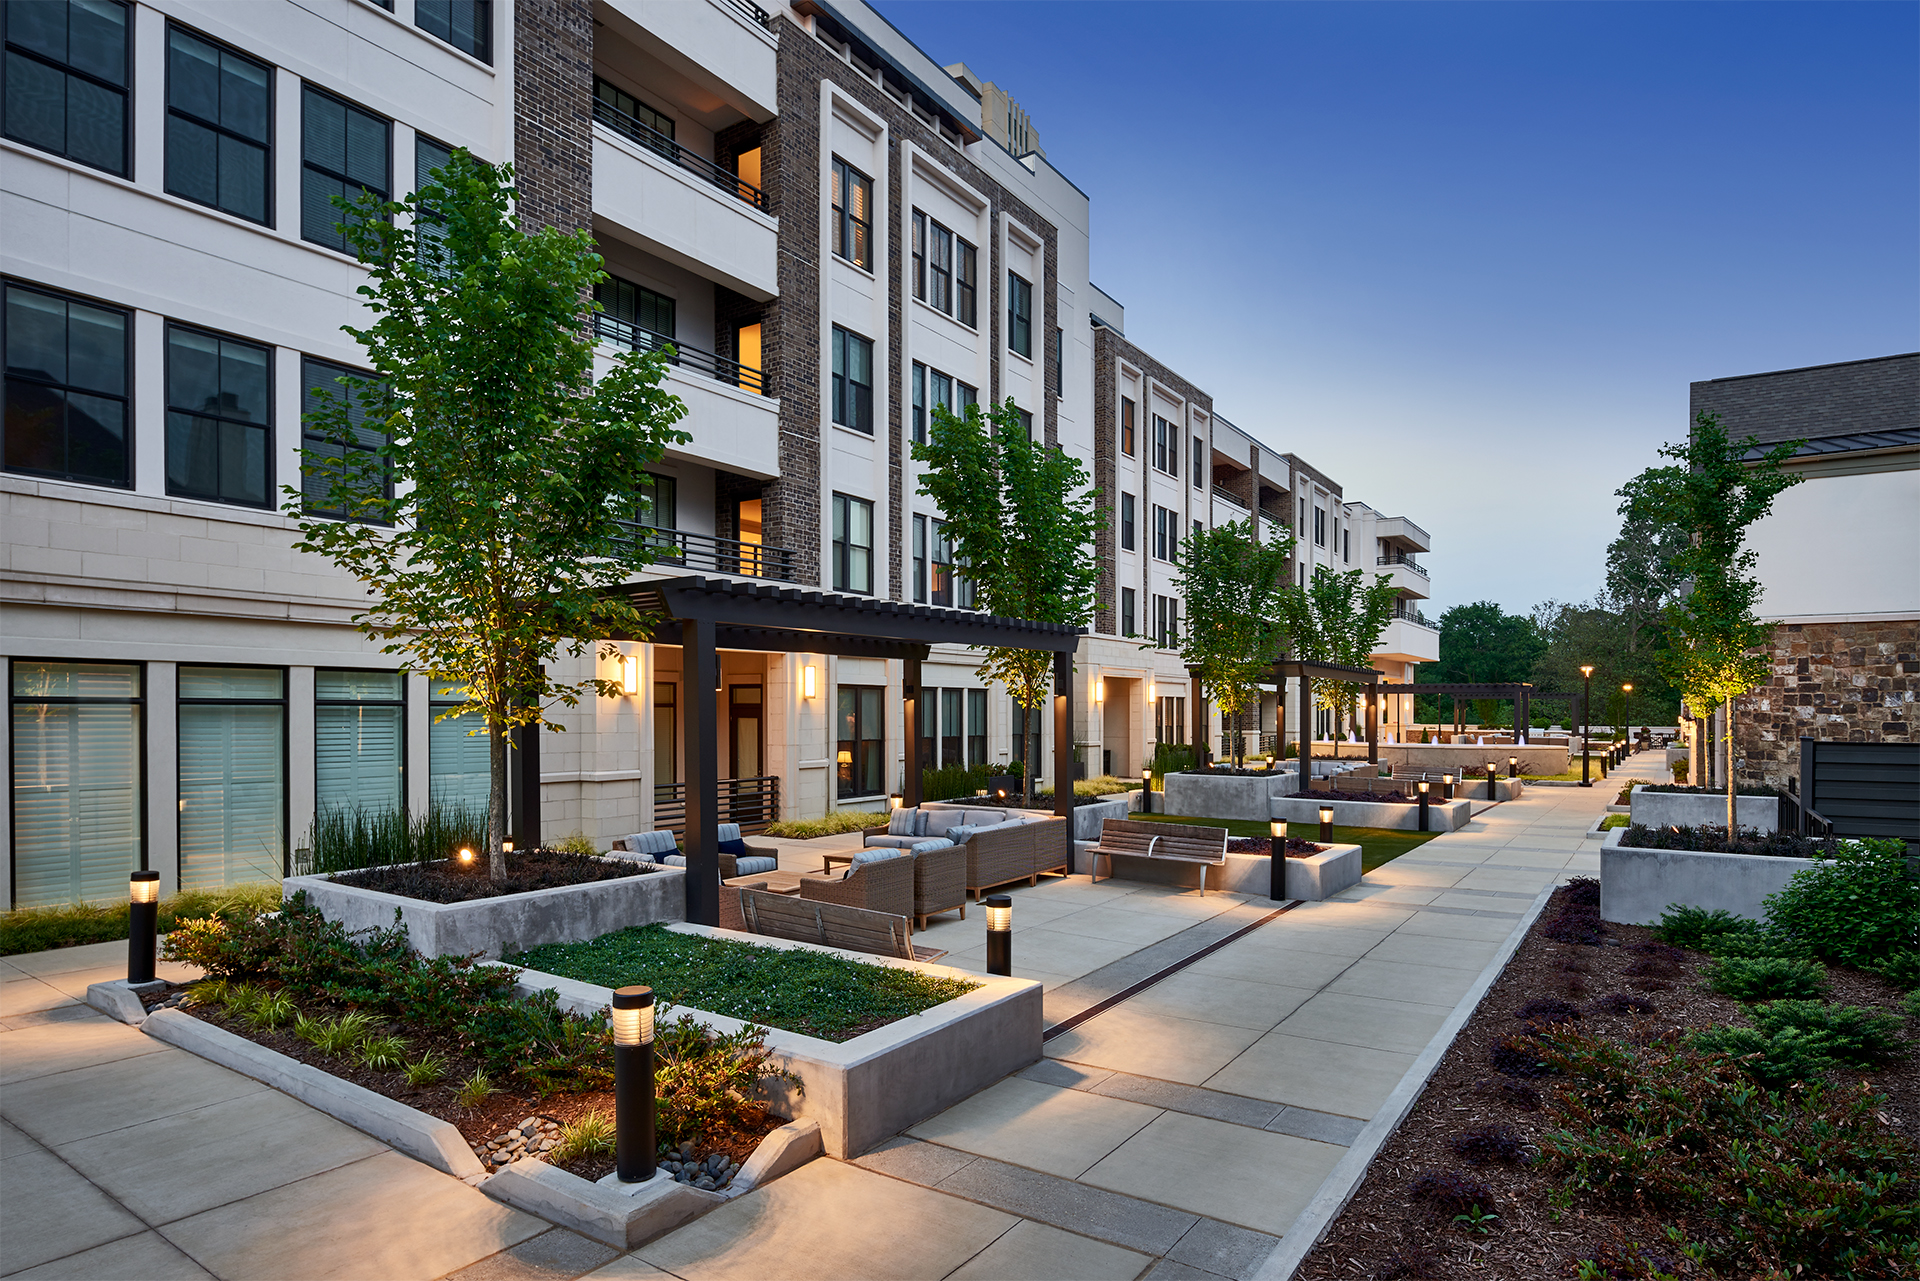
1378,552,1427,576
1392,603,1436,627
619,522,797,582
722,0,773,28
594,314,768,396
592,97,771,212
654,775,780,841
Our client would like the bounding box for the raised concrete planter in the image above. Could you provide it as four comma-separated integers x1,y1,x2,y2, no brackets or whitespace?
507,923,1042,1158
1094,843,1362,901
285,862,685,959
1071,797,1132,841
1598,826,1818,925
1378,743,1568,776
140,1008,485,1178
1629,790,1780,833
1161,770,1295,821
1270,794,1474,832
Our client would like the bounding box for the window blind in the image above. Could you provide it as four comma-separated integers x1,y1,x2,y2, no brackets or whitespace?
178,666,284,891
429,683,490,812
315,670,402,816
10,661,141,907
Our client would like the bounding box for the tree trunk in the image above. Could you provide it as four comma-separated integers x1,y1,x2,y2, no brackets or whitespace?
489,717,508,881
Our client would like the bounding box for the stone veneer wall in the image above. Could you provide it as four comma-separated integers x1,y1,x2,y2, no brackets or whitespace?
1737,618,1919,791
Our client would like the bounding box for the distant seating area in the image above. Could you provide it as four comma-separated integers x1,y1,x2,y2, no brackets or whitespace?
610,823,779,879
732,888,947,963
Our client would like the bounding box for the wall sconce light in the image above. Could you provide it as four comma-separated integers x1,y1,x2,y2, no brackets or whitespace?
985,895,1013,976
803,664,817,699
128,870,159,985
1318,805,1334,843
611,985,657,1183
620,653,639,697
1094,677,1105,703
1268,819,1287,901
1147,680,1156,701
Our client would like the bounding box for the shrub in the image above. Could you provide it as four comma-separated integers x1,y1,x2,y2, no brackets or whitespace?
1700,930,1811,962
1871,951,1920,990
1407,1169,1495,1219
1690,1024,1839,1087
1564,877,1601,907
762,810,887,839
550,831,599,856
923,761,991,802
1489,1034,1557,1078
403,1051,449,1086
299,802,487,874
551,1111,615,1162
299,1011,374,1055
1618,823,1849,859
653,1013,798,1146
1450,1124,1527,1165
454,1069,495,1108
1656,903,1758,949
1477,1077,1542,1110
1624,942,1685,979
1544,908,1608,946
358,1035,409,1071
1750,1000,1907,1067
1908,991,1920,1022
1706,956,1828,1002
1515,998,1583,1027
1594,992,1658,1016
1765,838,1920,969
0,882,282,957
244,991,297,1030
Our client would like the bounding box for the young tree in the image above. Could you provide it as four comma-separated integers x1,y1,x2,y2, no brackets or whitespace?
290,153,690,879
1621,412,1803,831
912,399,1101,802
1171,520,1296,766
1274,566,1400,744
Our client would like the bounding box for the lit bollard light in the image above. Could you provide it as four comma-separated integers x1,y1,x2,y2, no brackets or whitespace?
1486,763,1498,801
129,871,159,985
1508,756,1518,780
1140,769,1153,815
1319,806,1334,844
1442,772,1455,801
1417,779,1431,833
1269,820,1288,900
611,986,657,1183
985,896,1013,976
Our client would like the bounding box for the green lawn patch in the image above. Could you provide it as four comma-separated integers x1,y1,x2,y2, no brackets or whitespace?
1598,814,1630,830
1136,812,1440,873
0,883,283,957
507,924,979,1042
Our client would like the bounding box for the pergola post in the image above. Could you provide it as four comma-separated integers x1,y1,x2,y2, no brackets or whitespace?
509,718,541,852
1275,677,1287,761
1188,666,1208,766
1052,651,1075,820
1366,678,1379,764
1297,663,1313,783
902,657,922,809
681,617,720,927
1518,687,1530,744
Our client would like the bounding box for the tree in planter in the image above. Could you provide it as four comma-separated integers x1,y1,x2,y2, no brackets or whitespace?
1274,566,1399,744
911,399,1100,805
1170,519,1294,767
289,152,691,880
1621,411,1802,831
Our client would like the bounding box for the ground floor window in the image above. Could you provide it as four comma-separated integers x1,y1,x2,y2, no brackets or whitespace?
837,684,883,798
315,670,403,817
1156,695,1188,746
1009,699,1043,766
967,688,987,766
653,681,677,787
178,666,284,889
10,660,143,907
429,682,489,813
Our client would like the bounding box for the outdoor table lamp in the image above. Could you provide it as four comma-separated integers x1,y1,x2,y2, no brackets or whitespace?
612,986,657,1183
129,871,159,986
1507,755,1518,779
1442,772,1455,800
1269,819,1287,900
1318,805,1334,843
985,896,1013,976
1486,762,1498,800
1416,778,1431,832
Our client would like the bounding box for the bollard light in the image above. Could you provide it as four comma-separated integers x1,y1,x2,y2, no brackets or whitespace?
129,870,159,985
1507,755,1518,779
503,838,514,855
1140,768,1153,814
1485,762,1498,801
1441,772,1455,801
1269,819,1288,900
1319,805,1334,843
611,986,657,1183
1580,664,1595,787
985,895,1013,976
1416,778,1430,833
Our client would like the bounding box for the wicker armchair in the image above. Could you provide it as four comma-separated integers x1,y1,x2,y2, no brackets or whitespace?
961,818,1071,899
798,851,915,922
911,844,967,929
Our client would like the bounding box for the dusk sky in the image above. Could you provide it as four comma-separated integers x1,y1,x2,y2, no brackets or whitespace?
879,0,1919,619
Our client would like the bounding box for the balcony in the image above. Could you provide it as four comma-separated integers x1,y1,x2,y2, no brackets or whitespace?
1374,516,1431,554
593,320,779,479
1374,615,1441,664
1377,551,1426,577
1375,554,1430,600
1393,602,1434,627
621,523,796,582
594,95,768,213
597,0,778,121
595,314,765,394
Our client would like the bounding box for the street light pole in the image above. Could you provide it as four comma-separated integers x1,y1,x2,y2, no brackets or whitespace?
1622,683,1633,755
1580,665,1594,787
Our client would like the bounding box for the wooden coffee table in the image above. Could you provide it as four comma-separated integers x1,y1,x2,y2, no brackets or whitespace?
724,869,805,895
819,852,857,874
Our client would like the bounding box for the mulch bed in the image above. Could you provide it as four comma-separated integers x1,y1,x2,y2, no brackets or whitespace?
1283,791,1421,804
147,986,779,1185
327,849,659,903
1295,890,1917,1280
1225,837,1329,857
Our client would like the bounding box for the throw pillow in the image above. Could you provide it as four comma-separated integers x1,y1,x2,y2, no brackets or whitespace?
718,838,748,855
943,825,978,845
887,807,920,837
908,838,955,854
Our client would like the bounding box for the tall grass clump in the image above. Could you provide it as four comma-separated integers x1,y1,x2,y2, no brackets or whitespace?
297,802,487,874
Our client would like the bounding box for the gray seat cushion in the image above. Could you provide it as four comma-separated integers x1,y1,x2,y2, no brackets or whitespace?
907,838,955,855
863,833,925,849
851,847,905,865
732,855,777,877
925,808,998,836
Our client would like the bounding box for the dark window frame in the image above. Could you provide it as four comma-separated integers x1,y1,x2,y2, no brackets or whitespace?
3,279,132,489
1007,271,1031,357
831,491,873,595
911,210,925,301
835,682,884,799
831,325,873,434
912,512,927,603
2,0,132,177
1193,437,1204,488
164,23,274,226
164,321,274,509
831,156,872,270
1121,396,1135,456
175,663,289,880
911,361,925,446
928,219,951,313
956,238,976,327
312,667,406,815
1120,492,1134,551
299,82,391,253
414,0,491,64
300,355,390,522
1120,586,1135,637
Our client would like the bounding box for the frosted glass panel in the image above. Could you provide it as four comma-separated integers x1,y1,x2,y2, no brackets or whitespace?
11,660,142,907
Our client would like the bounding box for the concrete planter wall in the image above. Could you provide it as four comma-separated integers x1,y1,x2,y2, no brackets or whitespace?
1629,791,1780,833
1092,843,1362,900
509,923,1042,1158
1377,744,1569,776
1071,797,1132,841
1161,770,1295,821
286,863,685,959
1599,826,1816,925
1270,795,1475,833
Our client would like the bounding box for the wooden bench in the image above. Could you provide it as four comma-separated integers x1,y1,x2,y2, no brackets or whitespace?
1087,818,1229,895
734,888,949,963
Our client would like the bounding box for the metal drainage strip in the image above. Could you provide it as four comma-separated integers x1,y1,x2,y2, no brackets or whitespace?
1041,900,1303,1042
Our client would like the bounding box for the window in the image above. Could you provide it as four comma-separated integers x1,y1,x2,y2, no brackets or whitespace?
940,688,962,769
831,157,871,269
595,276,675,345
636,471,676,530
836,684,883,798
301,357,389,519
1121,397,1135,457
911,211,924,300
166,25,272,225
911,209,977,325
414,134,455,270
3,0,130,176
1120,493,1135,550
1193,437,1204,488
929,368,951,419
928,219,951,313
1153,595,1180,648
967,688,987,766
1343,527,1350,561
1052,327,1063,396
911,363,925,445
1007,272,1031,357
651,681,676,787
592,77,671,154
314,670,403,818
1155,695,1187,746
831,492,873,594
1010,699,1043,765
177,666,285,890
930,518,953,606
916,684,935,771
10,660,142,908
1313,506,1325,547
300,85,389,252
831,326,872,434
912,513,927,603
429,681,489,812
415,0,491,64
1120,587,1135,637
957,381,976,411
1193,519,1203,545
1016,408,1032,440
166,325,271,508
3,282,129,487
956,240,977,326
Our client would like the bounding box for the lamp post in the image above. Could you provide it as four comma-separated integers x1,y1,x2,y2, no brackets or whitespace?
985,896,1013,976
1269,819,1288,900
1318,805,1334,844
611,986,656,1183
1140,768,1152,814
1622,684,1633,754
129,870,159,985
1441,772,1455,801
1416,779,1430,833
1580,665,1595,787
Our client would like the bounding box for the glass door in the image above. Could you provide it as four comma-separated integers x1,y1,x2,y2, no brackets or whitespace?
728,685,761,779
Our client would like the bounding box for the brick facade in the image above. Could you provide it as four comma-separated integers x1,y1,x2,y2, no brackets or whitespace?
511,0,594,236
1737,618,1919,791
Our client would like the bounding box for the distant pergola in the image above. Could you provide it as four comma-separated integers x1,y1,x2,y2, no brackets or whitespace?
1189,655,1388,765
1375,682,1587,742
601,576,1085,927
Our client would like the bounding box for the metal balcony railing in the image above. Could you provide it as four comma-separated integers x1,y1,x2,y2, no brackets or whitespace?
1392,603,1437,628
1214,486,1249,509
592,97,771,213
594,314,768,396
1378,552,1427,577
653,774,780,840
722,0,773,29
620,522,797,582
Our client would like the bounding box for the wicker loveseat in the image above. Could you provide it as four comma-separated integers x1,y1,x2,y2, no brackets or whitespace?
609,824,779,879
866,805,1070,901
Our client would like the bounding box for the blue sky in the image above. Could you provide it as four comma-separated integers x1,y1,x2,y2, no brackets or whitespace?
878,0,1919,616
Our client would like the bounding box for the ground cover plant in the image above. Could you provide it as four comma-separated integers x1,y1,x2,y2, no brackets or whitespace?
762,810,887,839
1136,811,1439,873
507,924,980,1042
1618,822,1851,858
0,883,283,956
328,847,658,903
1223,836,1328,856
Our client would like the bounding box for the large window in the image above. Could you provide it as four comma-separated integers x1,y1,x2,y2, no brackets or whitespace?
414,134,455,271
1121,396,1135,457
1153,504,1176,562
3,0,129,176
956,239,977,327
911,362,924,446
929,518,953,606
1153,594,1180,648
166,324,271,508
831,326,872,434
314,670,403,818
831,157,871,270
1155,695,1187,746
1007,272,1031,357
1193,437,1204,488
1152,414,1179,476
1313,505,1325,547
1120,587,1136,637
831,492,873,594
836,684,883,798
912,513,926,603
429,682,488,812
301,85,389,252
178,666,284,890
416,0,490,64
652,681,676,787
166,25,272,225
301,357,389,520
967,688,987,766
3,282,129,487
636,471,676,530
593,77,672,156
10,660,142,908
910,212,976,323
1120,493,1135,551
596,276,675,346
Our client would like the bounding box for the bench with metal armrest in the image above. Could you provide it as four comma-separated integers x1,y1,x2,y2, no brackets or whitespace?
1085,818,1229,895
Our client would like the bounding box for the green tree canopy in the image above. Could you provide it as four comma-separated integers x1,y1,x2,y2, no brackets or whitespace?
1172,519,1295,765
1274,566,1400,740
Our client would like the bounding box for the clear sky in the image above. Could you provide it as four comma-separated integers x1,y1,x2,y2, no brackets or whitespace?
877,0,1919,618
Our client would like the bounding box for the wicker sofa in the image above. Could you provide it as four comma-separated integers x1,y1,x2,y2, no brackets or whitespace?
865,805,1071,901
609,824,779,879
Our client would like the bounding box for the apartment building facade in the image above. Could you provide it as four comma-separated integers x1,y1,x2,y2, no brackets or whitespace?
1,0,1434,910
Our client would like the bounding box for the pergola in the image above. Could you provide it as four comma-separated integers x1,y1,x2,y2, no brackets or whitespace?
1375,682,1587,742
1270,654,1388,765
605,576,1085,926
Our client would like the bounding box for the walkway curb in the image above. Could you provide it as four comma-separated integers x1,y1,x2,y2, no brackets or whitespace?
1249,879,1561,1281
